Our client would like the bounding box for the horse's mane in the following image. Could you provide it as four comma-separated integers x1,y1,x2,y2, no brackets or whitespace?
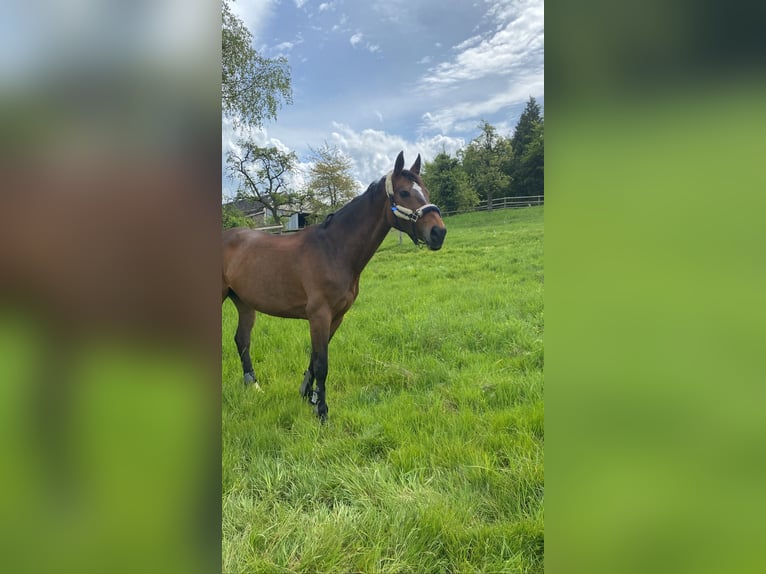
319,169,420,229
321,178,380,229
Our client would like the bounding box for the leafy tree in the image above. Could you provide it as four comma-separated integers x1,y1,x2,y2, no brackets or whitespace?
222,203,252,229
222,0,292,128
227,141,298,225
422,151,478,214
460,120,511,208
305,143,358,212
508,96,544,196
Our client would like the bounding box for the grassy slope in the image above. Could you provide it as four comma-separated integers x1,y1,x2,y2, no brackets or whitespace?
222,206,544,573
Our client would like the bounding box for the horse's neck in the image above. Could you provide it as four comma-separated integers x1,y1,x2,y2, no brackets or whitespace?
326,181,391,274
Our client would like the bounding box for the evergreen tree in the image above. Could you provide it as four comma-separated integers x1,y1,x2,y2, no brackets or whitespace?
515,121,544,197
510,96,542,160
509,97,544,197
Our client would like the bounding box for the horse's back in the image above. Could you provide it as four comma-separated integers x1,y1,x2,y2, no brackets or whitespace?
222,226,266,249
223,227,307,265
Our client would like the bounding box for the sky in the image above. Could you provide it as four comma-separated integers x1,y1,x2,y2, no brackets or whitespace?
223,0,544,198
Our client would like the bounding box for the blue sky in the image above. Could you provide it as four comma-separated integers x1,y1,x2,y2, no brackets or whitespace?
224,0,544,197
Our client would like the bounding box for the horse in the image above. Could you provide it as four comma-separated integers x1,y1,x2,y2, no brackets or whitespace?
222,151,447,420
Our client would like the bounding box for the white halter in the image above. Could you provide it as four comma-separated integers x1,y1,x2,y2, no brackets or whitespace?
385,172,441,223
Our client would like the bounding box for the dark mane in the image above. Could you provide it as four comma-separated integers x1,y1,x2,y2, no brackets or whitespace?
321,178,381,229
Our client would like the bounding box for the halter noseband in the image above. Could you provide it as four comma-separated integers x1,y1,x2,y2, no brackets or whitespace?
385,172,441,223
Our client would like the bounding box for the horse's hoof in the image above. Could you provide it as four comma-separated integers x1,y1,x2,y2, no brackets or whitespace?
313,406,328,423
310,391,318,406
314,403,328,423
244,372,262,391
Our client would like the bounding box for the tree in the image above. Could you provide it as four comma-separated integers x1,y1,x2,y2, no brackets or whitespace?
460,120,511,209
509,97,544,197
510,96,542,160
305,143,358,213
422,151,478,214
515,121,544,197
222,0,292,128
227,141,297,225
222,203,252,230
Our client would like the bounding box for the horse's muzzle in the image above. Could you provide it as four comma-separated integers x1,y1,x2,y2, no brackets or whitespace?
428,226,446,250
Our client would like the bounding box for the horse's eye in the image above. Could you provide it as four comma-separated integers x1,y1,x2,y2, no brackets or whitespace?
399,190,410,198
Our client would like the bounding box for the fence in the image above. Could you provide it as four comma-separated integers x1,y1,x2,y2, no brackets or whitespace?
254,195,544,233
441,195,544,217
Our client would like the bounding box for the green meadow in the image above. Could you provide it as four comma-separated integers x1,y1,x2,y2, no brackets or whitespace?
222,206,544,573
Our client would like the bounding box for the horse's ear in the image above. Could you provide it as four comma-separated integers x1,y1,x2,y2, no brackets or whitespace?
394,151,405,175
410,154,421,175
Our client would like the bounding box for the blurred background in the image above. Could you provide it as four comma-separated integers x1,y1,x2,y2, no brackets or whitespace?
546,1,766,573
0,1,220,573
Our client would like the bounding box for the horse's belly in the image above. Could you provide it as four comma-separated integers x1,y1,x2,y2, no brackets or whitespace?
255,297,308,319
239,276,308,319
226,257,308,318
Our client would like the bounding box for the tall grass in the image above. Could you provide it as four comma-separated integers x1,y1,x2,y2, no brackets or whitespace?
222,207,544,573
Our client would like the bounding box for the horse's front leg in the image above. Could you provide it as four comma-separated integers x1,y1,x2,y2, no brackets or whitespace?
310,343,329,422
300,314,344,407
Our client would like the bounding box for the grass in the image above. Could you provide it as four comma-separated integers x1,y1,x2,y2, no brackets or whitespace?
222,206,544,573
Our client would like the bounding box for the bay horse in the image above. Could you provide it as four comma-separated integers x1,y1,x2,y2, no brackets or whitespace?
222,151,447,420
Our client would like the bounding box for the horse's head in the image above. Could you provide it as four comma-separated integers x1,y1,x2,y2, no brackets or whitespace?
385,151,447,250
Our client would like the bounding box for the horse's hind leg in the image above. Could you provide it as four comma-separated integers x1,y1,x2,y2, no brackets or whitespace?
230,293,258,387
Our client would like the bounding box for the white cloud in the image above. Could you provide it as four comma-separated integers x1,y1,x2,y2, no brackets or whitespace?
413,0,543,134
453,34,483,52
294,0,309,8
420,74,544,134
421,0,543,87
318,2,335,12
328,122,466,188
331,14,349,32
229,0,276,44
273,41,294,52
349,32,380,53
